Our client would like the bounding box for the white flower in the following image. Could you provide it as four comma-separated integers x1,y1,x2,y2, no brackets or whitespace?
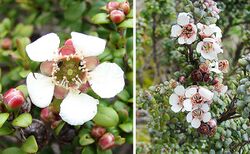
186,104,211,128
214,83,228,94
207,60,222,74
26,32,125,125
197,23,222,39
196,38,223,60
169,85,189,112
184,86,214,110
171,12,197,44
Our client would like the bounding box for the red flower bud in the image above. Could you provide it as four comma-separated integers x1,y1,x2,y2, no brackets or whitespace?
98,133,115,150
198,119,217,137
119,2,130,15
40,107,61,127
191,70,203,82
106,2,120,13
40,61,54,76
1,38,12,50
110,10,125,24
203,73,211,83
3,88,25,109
91,126,106,138
212,77,219,85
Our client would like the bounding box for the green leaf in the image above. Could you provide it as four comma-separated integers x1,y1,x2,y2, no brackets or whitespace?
0,113,9,128
2,147,26,154
93,106,119,127
117,89,130,102
82,146,95,154
12,113,32,127
16,85,28,98
92,13,110,24
115,136,126,145
118,19,133,28
79,134,95,146
13,24,33,37
127,9,133,18
97,148,112,154
119,122,133,133
64,2,86,21
0,123,14,136
21,135,38,153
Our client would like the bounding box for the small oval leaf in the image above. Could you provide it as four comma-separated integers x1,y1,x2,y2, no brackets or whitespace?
12,113,32,127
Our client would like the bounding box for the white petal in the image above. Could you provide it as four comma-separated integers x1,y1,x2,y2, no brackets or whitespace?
26,33,60,62
199,87,214,100
26,73,54,108
171,105,182,113
196,42,203,53
177,12,190,26
201,103,210,112
171,25,182,37
59,92,98,125
186,112,193,122
174,85,185,96
197,23,204,30
169,93,178,105
203,26,214,36
186,33,197,44
185,87,197,98
202,52,218,60
71,32,106,57
191,118,201,128
178,37,185,44
89,62,124,98
214,43,223,53
202,112,211,122
183,99,192,111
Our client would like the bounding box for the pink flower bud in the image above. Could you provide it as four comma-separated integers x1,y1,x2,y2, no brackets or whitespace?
106,2,120,13
199,63,209,73
59,39,76,56
3,88,25,109
119,2,130,15
54,86,69,99
91,126,106,138
98,133,115,150
218,60,229,73
40,61,54,76
208,119,217,128
191,70,203,82
178,76,186,84
110,10,125,24
1,38,12,50
40,107,51,123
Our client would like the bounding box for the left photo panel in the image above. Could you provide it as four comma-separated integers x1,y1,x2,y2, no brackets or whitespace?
0,1,133,154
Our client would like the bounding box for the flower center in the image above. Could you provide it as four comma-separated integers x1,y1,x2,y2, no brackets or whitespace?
178,96,185,105
181,24,194,38
51,55,88,91
192,109,203,118
191,93,203,104
202,42,214,53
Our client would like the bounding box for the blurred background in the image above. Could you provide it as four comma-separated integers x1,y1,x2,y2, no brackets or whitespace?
0,0,133,153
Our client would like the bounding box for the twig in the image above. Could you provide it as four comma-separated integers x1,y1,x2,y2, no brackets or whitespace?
217,98,237,125
152,13,160,81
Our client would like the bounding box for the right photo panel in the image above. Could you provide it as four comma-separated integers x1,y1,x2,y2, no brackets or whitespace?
136,0,250,153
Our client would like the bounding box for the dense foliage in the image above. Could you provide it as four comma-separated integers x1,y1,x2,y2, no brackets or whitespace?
0,0,133,153
137,0,250,153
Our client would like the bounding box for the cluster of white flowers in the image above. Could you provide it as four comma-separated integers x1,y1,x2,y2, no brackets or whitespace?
169,10,229,128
